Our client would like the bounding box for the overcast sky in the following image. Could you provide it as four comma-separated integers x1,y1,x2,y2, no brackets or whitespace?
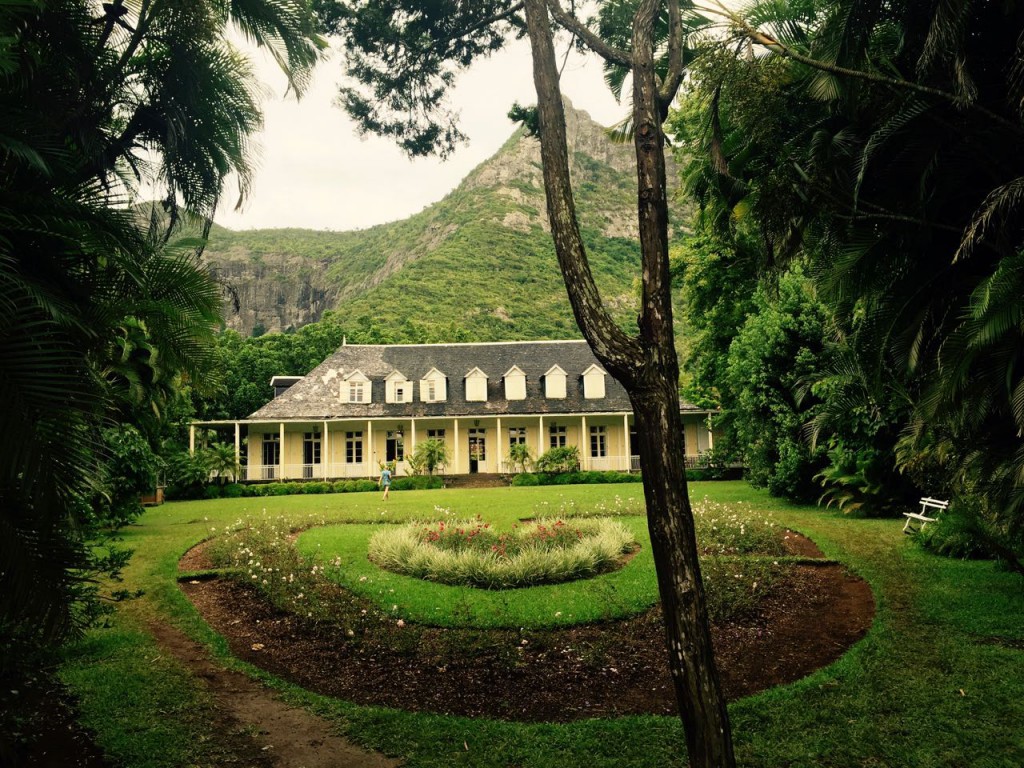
214,37,625,233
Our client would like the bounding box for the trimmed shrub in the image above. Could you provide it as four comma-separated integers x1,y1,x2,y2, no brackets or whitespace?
221,483,245,498
302,481,332,494
519,470,643,486
391,476,444,491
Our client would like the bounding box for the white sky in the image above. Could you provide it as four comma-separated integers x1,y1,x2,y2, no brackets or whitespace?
215,37,625,232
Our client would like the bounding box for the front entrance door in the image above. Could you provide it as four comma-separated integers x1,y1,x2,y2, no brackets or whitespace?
386,430,404,463
468,428,486,473
262,434,280,480
302,431,321,479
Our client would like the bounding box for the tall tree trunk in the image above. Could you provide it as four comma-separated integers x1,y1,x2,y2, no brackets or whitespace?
522,1,735,765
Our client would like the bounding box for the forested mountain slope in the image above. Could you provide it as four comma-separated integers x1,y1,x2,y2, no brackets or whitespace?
203,100,685,339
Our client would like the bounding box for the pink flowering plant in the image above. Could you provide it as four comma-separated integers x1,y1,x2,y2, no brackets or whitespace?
418,516,586,558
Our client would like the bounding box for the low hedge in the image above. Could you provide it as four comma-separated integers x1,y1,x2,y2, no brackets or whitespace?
510,467,742,486
512,470,642,486
391,475,445,491
195,475,444,499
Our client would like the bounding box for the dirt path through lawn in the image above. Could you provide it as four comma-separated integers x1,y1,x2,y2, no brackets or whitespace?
148,622,398,768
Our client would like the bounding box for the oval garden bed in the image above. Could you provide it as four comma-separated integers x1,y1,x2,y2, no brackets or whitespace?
179,500,874,722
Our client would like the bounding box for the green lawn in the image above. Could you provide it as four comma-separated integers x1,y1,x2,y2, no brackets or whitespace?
59,482,1024,767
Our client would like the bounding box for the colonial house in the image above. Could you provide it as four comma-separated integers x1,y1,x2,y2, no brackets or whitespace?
190,340,715,481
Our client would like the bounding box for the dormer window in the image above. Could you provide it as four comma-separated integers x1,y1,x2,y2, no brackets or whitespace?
582,364,607,399
343,370,371,404
544,365,567,399
503,366,526,401
465,367,488,402
420,368,447,402
385,370,411,404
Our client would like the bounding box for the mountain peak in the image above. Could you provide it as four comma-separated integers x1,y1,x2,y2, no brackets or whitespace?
203,102,682,337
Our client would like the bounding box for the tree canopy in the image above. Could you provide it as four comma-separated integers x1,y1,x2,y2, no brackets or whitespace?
676,0,1024,564
0,0,324,655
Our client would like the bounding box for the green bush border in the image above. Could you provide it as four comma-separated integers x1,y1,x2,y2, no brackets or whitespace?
189,475,445,500
511,470,641,486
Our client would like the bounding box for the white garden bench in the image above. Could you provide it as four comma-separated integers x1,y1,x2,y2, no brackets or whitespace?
902,497,949,533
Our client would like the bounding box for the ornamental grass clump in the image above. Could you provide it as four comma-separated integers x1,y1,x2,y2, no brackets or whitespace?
368,517,637,589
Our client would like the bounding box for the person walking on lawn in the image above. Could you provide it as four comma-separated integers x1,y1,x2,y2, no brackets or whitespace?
380,465,392,500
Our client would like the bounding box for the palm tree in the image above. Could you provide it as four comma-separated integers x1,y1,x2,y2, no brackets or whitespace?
684,0,1024,559
206,443,241,486
0,0,324,648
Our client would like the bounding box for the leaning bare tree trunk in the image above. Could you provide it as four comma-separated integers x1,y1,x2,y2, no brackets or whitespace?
522,1,735,765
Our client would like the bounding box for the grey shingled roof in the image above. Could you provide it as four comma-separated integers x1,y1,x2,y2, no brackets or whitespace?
247,340,645,421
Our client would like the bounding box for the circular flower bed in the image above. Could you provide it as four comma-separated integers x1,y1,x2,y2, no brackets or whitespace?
368,517,638,589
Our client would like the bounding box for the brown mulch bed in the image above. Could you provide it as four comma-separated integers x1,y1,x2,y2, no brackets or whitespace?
180,531,874,723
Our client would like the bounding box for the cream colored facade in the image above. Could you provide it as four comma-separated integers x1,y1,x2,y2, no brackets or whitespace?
190,341,715,481
192,412,714,481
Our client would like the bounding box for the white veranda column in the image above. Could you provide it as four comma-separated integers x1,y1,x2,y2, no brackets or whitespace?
496,417,502,473
409,417,416,463
622,413,629,472
234,422,240,481
323,420,329,479
279,422,285,479
453,418,460,475
581,415,588,471
367,420,373,477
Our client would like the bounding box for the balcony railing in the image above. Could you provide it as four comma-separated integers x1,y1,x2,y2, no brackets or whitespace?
243,461,410,482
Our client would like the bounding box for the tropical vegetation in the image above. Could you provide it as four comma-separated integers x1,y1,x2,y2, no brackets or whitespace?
667,0,1024,571
0,0,322,758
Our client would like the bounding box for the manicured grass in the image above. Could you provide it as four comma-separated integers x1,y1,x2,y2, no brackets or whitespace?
58,482,1024,767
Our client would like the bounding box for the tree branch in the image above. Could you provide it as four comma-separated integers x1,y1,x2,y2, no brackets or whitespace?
523,0,638,379
545,0,632,68
437,2,525,47
657,0,685,114
698,0,1021,134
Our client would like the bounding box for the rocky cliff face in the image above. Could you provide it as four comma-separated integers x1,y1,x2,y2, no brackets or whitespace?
210,254,335,335
202,101,681,336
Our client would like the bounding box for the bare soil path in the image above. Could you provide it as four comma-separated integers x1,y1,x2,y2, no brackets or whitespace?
148,621,399,768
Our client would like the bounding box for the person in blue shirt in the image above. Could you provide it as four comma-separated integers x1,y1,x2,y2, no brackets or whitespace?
379,466,392,500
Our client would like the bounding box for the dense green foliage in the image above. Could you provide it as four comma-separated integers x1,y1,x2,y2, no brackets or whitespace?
670,0,1024,565
534,446,582,474
722,273,830,501
0,2,322,758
